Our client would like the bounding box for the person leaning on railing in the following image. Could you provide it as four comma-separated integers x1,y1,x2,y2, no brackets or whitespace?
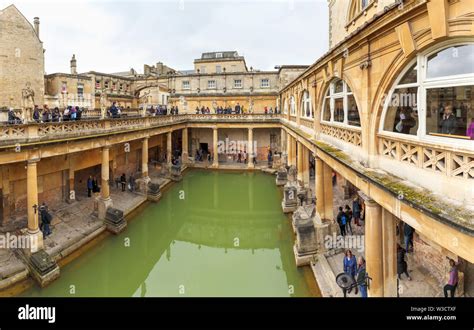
7,108,23,124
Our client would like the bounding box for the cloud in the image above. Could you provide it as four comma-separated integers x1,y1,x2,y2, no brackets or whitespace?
5,0,328,74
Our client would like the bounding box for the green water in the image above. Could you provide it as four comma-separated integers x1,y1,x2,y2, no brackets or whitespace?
22,170,314,297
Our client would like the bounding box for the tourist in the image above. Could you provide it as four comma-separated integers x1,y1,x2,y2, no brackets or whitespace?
403,223,414,253
52,107,61,122
466,117,474,139
336,206,347,236
352,197,361,226
92,176,100,194
120,173,127,192
87,176,93,197
33,105,41,122
397,244,411,281
343,250,358,294
344,204,353,235
356,256,368,298
70,105,77,120
443,257,460,298
110,102,120,118
63,106,70,121
7,108,22,124
267,149,273,166
42,105,51,122
39,202,52,238
128,173,135,192
237,150,242,163
440,105,456,135
235,103,241,114
76,106,83,120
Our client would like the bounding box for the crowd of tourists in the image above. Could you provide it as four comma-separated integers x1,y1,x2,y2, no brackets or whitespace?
336,197,363,236
147,105,179,116
7,105,87,124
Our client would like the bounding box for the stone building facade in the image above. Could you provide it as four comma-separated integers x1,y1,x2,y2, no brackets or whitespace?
0,5,44,111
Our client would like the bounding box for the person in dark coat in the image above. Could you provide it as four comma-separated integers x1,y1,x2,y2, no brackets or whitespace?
343,250,358,294
336,207,347,237
87,176,93,197
120,173,127,192
403,223,414,253
356,257,367,298
440,105,457,135
397,244,412,281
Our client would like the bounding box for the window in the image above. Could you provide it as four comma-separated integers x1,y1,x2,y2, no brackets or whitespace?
104,81,109,89
234,79,242,88
119,83,123,91
300,90,313,118
216,65,222,73
382,43,474,142
207,80,216,89
261,79,270,88
216,52,223,58
112,82,116,90
77,83,84,97
61,82,67,93
290,96,296,115
95,80,101,88
361,0,369,9
321,79,361,127
283,99,288,114
182,81,190,90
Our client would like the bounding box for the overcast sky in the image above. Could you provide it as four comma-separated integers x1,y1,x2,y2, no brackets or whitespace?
3,0,329,74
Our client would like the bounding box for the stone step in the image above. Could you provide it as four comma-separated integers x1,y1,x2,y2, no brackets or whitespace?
311,253,342,297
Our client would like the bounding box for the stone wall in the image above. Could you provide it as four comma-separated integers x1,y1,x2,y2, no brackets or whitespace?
0,5,44,108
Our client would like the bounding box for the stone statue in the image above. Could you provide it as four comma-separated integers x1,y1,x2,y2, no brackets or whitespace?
100,91,108,119
287,165,297,183
139,91,151,117
21,82,35,121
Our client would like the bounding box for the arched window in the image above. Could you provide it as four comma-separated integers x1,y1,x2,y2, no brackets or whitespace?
381,43,474,144
321,79,361,127
290,96,296,115
300,90,313,118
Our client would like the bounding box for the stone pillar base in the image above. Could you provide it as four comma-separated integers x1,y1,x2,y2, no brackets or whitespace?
294,244,318,267
104,207,127,234
96,197,113,220
23,230,44,255
136,177,151,195
17,249,60,288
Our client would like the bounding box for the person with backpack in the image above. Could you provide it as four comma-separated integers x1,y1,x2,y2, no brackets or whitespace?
39,203,52,238
344,204,353,235
337,206,347,237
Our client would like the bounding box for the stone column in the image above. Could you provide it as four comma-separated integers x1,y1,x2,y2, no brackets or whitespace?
142,137,149,179
281,129,286,154
101,146,110,200
248,127,254,169
26,159,43,253
212,127,219,168
167,131,172,165
302,147,309,187
286,132,291,165
365,199,384,297
68,168,75,202
297,142,303,182
382,209,397,297
315,157,325,221
97,146,112,220
182,127,188,163
323,163,333,221
291,137,297,167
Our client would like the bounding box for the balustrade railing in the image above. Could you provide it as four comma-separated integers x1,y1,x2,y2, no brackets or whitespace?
320,123,362,147
0,113,281,142
378,134,474,180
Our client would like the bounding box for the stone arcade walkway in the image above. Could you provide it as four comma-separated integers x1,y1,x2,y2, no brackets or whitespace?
310,176,442,297
0,169,171,293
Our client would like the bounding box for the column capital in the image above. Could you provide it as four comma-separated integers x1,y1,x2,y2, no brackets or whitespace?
27,158,40,165
102,145,111,150
364,199,379,208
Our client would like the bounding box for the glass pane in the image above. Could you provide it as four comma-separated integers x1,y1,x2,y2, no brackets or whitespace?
427,45,474,79
334,80,344,94
383,87,418,135
347,94,360,126
399,63,418,85
426,85,473,139
346,83,352,93
334,98,344,122
323,98,331,121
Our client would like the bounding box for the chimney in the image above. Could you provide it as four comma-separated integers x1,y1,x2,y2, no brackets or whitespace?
70,54,77,74
33,17,40,37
